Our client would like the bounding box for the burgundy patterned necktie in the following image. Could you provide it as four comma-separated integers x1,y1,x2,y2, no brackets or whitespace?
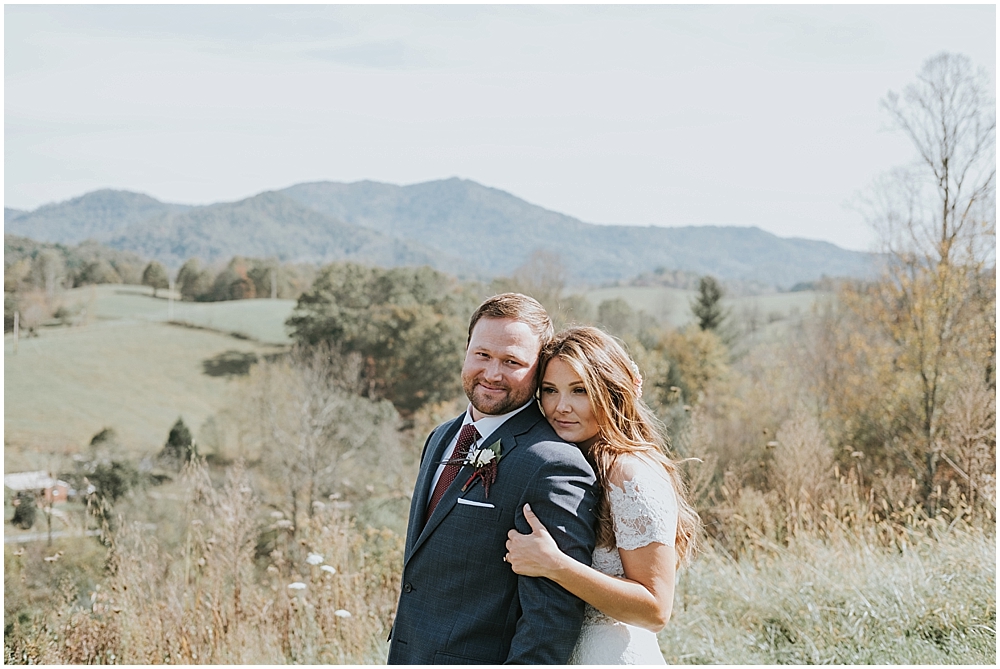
426,423,480,519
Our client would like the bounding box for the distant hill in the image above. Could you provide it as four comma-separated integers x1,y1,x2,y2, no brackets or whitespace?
5,207,28,223
108,190,468,272
281,178,874,287
7,179,875,287
5,189,190,244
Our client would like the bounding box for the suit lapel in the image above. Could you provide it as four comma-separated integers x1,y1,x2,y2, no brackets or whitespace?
406,404,546,565
405,415,463,559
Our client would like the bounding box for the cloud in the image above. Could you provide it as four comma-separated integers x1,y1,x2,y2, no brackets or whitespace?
303,40,429,70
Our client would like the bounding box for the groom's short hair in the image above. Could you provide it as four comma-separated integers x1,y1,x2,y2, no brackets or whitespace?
468,293,553,350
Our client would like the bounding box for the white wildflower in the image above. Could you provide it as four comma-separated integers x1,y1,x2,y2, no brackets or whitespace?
288,582,307,590
334,609,352,618
306,553,324,565
321,565,337,574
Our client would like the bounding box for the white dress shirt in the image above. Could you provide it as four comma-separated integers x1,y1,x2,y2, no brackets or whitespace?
427,400,535,502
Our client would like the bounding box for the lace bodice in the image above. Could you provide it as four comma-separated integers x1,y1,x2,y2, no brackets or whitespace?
583,455,678,625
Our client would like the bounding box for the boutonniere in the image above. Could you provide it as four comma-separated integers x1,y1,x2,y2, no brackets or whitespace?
461,439,504,498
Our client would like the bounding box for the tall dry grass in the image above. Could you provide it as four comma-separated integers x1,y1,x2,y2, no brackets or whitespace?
5,460,402,665
661,517,995,664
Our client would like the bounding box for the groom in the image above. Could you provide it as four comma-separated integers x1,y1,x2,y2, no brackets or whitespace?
387,293,598,664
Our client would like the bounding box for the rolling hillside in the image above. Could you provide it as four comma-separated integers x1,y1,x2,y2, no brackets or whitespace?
8,179,876,288
108,190,469,272
3,285,292,469
282,179,875,287
5,189,190,244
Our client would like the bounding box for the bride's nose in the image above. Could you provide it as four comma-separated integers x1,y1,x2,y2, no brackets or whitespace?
555,395,572,413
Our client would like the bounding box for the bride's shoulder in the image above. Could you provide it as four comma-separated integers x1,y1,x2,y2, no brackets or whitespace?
607,452,672,490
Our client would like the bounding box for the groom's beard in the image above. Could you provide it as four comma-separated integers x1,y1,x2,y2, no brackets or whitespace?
463,374,536,417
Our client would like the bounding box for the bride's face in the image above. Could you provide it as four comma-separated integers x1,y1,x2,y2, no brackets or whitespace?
539,358,601,451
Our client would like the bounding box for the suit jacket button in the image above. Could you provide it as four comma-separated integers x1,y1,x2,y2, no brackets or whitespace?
403,583,412,593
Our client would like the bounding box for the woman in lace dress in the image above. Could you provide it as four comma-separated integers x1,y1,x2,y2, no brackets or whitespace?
505,326,701,664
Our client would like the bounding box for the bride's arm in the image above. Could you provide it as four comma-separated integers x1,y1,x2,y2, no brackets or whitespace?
505,503,676,632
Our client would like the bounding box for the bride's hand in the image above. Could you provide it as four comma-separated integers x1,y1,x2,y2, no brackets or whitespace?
505,504,569,579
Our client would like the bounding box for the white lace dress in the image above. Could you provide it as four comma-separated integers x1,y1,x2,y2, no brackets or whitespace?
569,456,679,665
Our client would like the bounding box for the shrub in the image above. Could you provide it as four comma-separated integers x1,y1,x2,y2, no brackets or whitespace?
11,492,37,530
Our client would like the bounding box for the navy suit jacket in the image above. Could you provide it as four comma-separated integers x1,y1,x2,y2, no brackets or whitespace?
387,402,598,664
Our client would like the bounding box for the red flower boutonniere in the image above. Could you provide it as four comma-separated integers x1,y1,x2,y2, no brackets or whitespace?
461,439,504,498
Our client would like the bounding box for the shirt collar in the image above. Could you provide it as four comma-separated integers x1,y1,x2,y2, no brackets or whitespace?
462,399,535,444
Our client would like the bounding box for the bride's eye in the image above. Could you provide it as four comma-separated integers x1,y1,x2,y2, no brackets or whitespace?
541,387,556,394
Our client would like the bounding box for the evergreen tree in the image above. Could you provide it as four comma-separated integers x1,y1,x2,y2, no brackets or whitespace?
691,276,728,332
160,417,196,465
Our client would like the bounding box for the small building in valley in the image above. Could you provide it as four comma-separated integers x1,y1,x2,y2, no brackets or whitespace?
4,471,71,505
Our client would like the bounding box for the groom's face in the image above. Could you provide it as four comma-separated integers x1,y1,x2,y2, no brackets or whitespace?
462,317,541,420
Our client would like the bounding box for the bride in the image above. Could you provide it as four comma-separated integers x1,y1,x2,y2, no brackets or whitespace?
505,326,701,664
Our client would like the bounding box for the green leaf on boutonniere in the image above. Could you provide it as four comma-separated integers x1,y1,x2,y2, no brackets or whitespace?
462,439,503,496
470,439,502,467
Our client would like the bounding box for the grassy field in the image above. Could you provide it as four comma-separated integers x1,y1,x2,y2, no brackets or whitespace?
4,286,289,469
65,284,297,344
583,285,828,329
659,526,996,664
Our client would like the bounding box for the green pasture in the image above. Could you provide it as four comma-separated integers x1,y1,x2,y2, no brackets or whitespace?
585,286,696,328
63,284,296,344
584,285,830,330
4,286,291,470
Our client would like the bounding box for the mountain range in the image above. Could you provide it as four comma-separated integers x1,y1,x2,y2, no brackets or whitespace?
5,178,875,288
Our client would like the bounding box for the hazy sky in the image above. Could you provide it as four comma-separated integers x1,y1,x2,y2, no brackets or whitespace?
5,4,996,251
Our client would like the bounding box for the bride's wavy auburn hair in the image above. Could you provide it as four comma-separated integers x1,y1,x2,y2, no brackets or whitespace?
539,326,701,566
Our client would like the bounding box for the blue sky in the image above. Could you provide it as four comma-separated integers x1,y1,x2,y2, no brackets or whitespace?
5,4,996,251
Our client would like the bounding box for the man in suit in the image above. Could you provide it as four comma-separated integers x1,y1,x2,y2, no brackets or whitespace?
388,293,598,664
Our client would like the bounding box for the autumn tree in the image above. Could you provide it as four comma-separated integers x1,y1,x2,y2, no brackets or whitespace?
241,345,405,530
490,250,593,328
209,258,256,301
847,52,996,507
31,249,66,297
657,326,729,404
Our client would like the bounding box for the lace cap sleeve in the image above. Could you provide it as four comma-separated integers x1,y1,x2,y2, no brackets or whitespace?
607,455,679,550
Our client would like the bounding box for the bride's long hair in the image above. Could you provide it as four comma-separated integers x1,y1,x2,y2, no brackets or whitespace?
538,326,701,566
